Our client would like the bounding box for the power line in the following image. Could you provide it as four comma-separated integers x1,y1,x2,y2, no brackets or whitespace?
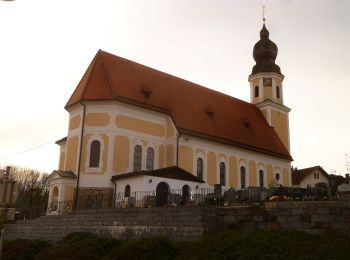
0,139,58,160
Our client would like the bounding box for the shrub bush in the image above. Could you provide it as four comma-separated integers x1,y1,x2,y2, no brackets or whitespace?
3,239,51,260
35,232,120,260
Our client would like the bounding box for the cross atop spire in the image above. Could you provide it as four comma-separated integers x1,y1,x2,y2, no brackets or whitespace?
262,5,266,24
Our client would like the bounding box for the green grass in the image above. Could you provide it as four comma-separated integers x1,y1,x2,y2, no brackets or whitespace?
3,230,350,260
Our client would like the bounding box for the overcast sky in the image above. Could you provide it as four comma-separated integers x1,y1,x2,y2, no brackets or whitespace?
0,0,349,176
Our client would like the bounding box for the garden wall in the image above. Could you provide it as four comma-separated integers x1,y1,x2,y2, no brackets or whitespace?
4,201,350,242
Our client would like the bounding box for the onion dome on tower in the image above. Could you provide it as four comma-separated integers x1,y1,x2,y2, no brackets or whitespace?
251,24,282,76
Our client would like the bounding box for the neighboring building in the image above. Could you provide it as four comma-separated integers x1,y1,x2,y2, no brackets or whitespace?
292,166,329,188
48,22,293,212
328,173,350,189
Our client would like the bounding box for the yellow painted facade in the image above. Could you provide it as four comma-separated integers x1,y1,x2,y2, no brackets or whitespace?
270,110,289,150
159,144,164,168
249,160,257,186
264,85,273,100
64,184,74,202
207,152,216,186
267,164,273,186
85,113,110,126
116,115,165,137
166,118,175,138
229,156,237,187
69,115,81,130
283,168,289,186
58,152,65,171
166,144,174,167
65,136,79,172
178,145,193,173
113,135,130,173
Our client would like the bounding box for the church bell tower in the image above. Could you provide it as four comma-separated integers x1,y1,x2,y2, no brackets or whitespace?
248,21,291,152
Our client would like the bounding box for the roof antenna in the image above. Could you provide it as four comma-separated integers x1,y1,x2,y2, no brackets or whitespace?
262,5,266,24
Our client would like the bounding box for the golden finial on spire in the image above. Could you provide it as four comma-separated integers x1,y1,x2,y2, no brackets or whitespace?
262,5,266,24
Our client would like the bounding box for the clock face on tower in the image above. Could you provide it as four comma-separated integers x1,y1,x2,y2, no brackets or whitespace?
263,78,272,87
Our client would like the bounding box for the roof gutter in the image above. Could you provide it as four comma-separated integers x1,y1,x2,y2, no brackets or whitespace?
73,102,86,210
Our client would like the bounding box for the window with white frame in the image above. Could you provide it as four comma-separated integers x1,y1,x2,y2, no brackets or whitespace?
275,173,280,183
220,162,226,186
133,145,142,171
259,170,264,188
240,166,246,189
197,158,203,180
146,147,154,171
89,140,101,168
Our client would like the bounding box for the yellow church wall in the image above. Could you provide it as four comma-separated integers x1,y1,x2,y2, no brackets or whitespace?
207,151,216,186
166,144,174,167
80,134,92,173
65,135,79,172
270,110,289,150
69,115,81,131
101,134,109,173
252,78,259,87
260,109,268,123
267,164,273,186
116,115,165,137
229,156,237,187
58,152,66,171
85,113,110,127
64,184,74,202
249,160,257,186
195,148,206,156
113,135,130,173
178,145,193,173
264,85,273,100
283,168,290,186
166,118,175,138
159,144,164,168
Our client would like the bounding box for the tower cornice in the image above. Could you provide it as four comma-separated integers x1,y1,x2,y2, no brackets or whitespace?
255,99,291,113
248,72,284,82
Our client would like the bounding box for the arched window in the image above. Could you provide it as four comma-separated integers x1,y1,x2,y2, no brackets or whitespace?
220,162,226,186
146,147,154,171
276,86,280,99
197,158,203,180
254,86,259,98
133,145,142,171
124,185,130,197
275,173,280,182
259,170,264,188
240,166,246,189
89,140,101,167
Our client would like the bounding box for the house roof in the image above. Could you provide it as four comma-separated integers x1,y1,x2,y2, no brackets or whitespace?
49,170,77,179
66,50,292,160
292,166,328,185
111,166,205,183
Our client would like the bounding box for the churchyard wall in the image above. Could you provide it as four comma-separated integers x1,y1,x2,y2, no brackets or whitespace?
4,200,350,242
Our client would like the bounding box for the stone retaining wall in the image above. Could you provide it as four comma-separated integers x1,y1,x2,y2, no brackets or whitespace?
4,201,350,241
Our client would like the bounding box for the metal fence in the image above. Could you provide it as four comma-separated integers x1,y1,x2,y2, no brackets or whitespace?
47,186,329,213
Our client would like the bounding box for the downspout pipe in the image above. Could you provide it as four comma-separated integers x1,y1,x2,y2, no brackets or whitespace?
176,133,181,166
73,102,86,210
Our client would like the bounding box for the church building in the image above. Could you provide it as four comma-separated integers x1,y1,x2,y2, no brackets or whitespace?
48,22,292,212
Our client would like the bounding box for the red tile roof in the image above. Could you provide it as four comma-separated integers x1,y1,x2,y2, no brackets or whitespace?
66,50,292,160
